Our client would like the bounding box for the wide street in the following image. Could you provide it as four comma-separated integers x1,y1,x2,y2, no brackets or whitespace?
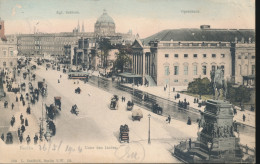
0,61,203,163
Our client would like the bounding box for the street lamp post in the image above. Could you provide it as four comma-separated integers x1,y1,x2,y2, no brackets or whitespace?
207,141,212,161
148,114,151,144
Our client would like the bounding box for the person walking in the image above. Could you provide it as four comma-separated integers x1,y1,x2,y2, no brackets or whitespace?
20,113,23,121
167,115,171,124
19,134,23,143
18,128,21,137
11,103,14,110
1,133,4,141
243,114,246,122
34,134,38,144
21,125,25,133
26,135,30,144
25,118,28,126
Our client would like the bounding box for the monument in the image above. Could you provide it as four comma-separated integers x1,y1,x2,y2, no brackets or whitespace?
173,68,254,163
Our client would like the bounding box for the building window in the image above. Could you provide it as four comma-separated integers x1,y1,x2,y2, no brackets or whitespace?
165,54,169,58
211,65,216,72
193,65,197,75
174,79,178,82
252,65,255,75
174,54,178,58
221,65,225,75
212,54,216,58
10,51,13,56
184,54,188,58
252,56,255,59
245,56,248,59
238,55,241,59
10,62,13,66
221,54,225,58
203,54,207,58
202,66,207,75
164,66,169,76
174,66,179,75
3,51,6,56
193,54,197,58
239,65,242,75
3,62,6,67
184,79,188,82
184,66,188,75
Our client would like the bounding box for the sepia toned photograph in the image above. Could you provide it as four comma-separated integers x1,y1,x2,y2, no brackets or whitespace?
0,0,255,163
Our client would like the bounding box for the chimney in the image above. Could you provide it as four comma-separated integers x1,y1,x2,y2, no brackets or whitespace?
200,25,210,30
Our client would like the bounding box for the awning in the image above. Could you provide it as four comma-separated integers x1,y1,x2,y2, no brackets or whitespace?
118,72,142,78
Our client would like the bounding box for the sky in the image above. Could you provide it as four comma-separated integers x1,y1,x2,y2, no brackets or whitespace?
0,0,255,38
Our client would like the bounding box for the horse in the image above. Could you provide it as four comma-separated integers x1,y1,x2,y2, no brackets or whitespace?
211,69,227,100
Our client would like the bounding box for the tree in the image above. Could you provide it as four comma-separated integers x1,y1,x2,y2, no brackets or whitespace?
113,44,132,73
98,38,112,71
226,83,251,104
187,77,212,95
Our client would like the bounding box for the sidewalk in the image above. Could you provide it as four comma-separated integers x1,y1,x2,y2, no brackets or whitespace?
121,83,255,128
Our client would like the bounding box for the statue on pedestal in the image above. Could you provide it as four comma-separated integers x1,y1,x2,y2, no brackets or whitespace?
210,66,227,100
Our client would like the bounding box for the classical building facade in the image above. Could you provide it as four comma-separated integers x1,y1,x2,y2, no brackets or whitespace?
131,26,255,86
0,19,18,72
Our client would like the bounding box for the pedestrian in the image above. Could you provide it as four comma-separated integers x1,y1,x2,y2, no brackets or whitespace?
21,118,24,124
34,134,38,144
174,96,176,100
1,133,4,141
189,138,191,149
26,106,31,114
58,79,60,83
18,128,21,137
19,134,23,143
243,114,246,122
164,87,166,91
187,117,192,125
25,118,28,126
22,100,25,106
21,125,25,133
20,113,23,121
121,96,124,102
26,135,30,144
11,103,14,110
16,96,18,102
167,115,171,124
184,98,186,102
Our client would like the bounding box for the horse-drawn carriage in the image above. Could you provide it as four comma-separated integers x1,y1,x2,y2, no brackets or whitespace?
127,101,134,111
54,97,61,110
21,83,26,91
32,74,36,80
132,108,143,121
110,95,119,110
45,104,59,120
119,124,129,143
11,83,20,93
152,103,163,115
75,87,81,94
38,81,47,96
31,65,36,70
70,104,79,115
46,120,56,136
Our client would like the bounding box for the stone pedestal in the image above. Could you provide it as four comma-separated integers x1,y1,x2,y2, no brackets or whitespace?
174,99,244,163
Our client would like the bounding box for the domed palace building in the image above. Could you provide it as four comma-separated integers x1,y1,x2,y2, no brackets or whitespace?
94,9,116,36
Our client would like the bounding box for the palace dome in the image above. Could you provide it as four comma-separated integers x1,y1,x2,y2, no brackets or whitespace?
94,9,116,36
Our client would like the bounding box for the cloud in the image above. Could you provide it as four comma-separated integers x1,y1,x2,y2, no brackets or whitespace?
12,4,22,16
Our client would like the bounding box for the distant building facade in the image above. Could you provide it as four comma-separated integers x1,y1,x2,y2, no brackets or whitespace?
131,26,255,86
0,18,18,72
